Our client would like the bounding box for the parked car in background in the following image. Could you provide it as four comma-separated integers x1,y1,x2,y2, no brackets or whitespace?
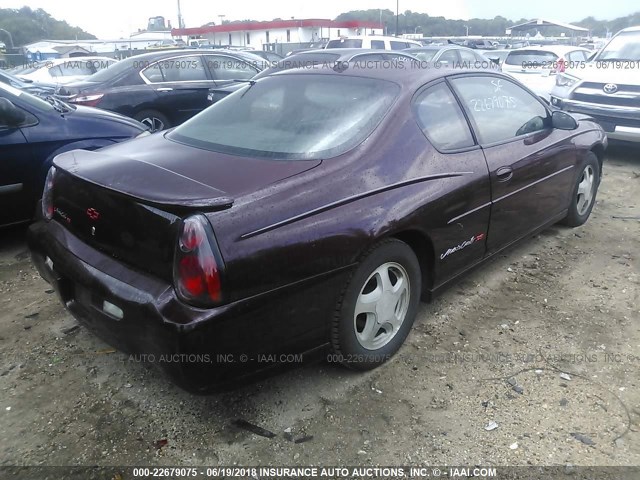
0,69,57,96
404,45,497,68
550,26,640,142
10,57,117,85
249,50,284,63
29,65,606,391
0,82,146,227
206,48,417,105
147,39,187,49
326,35,421,50
287,40,329,56
479,49,510,67
54,49,267,131
501,46,591,99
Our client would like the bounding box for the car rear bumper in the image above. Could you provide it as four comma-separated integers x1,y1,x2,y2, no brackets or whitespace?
550,97,640,142
28,219,349,392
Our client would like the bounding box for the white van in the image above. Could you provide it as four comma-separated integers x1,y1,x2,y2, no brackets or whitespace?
326,35,422,51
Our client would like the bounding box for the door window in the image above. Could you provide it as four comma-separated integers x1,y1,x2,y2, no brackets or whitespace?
204,55,258,81
450,76,549,144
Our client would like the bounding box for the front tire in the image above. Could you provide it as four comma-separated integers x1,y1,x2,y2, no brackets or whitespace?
331,239,421,371
561,152,600,227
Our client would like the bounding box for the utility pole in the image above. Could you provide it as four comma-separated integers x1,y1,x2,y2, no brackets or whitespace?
177,0,184,29
396,0,399,36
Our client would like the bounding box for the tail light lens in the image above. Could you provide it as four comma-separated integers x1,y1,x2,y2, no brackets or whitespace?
41,166,57,221
173,215,224,307
553,58,566,74
69,93,104,107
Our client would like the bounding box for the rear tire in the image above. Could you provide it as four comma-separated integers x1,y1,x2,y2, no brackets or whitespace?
561,152,600,227
331,239,421,371
133,109,170,132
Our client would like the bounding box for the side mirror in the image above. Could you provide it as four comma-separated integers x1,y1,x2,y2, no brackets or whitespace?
551,110,578,130
0,97,27,127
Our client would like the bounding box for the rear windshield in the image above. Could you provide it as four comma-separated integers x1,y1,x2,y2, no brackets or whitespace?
168,74,399,160
326,39,363,48
408,50,438,62
505,50,558,66
84,57,133,82
253,53,341,79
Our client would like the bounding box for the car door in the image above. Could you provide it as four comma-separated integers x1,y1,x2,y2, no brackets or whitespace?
412,81,492,282
0,97,39,225
448,74,577,254
140,55,214,124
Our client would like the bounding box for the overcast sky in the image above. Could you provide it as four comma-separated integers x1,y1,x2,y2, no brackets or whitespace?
3,1,638,39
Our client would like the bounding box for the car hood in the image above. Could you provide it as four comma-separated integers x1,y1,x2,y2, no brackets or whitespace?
565,63,640,84
52,131,321,209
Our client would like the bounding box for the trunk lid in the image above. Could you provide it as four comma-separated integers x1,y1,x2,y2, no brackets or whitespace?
50,135,320,280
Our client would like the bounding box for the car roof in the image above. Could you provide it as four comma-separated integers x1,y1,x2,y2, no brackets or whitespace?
405,45,477,52
297,48,415,58
39,56,115,66
328,35,418,41
269,61,500,89
619,25,640,33
506,45,590,55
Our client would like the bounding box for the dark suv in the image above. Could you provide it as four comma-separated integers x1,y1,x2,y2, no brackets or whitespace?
54,49,267,131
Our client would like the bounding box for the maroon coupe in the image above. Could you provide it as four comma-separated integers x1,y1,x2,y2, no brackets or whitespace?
28,64,607,392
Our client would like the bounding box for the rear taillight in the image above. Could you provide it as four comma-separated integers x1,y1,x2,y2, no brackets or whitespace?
42,166,57,221
554,58,566,74
69,93,104,107
173,215,224,307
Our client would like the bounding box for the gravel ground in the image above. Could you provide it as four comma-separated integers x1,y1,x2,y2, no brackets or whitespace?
0,144,639,473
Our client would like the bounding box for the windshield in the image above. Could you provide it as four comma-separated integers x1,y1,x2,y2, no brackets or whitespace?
0,82,54,111
597,30,640,61
168,73,399,160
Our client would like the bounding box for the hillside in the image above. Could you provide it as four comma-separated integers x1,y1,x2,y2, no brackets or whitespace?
335,9,640,37
0,7,95,48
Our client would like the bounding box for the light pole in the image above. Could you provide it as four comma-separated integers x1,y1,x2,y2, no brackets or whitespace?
414,26,421,34
177,0,184,29
396,0,399,37
218,14,226,25
465,25,470,37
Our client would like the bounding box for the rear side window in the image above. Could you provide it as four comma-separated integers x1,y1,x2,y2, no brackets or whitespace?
438,49,459,65
371,40,385,50
326,39,363,48
413,82,474,150
160,57,208,81
390,41,408,50
505,50,558,66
